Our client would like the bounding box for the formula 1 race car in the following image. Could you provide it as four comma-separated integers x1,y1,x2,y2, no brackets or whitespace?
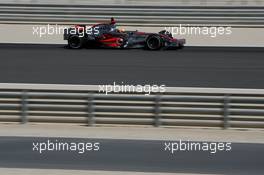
64,18,186,50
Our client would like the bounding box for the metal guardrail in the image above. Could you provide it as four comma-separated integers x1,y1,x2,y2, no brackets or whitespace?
2,0,264,6
0,83,264,129
0,3,263,27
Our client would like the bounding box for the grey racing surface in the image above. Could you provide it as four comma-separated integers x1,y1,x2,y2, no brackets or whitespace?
0,137,263,174
0,44,264,88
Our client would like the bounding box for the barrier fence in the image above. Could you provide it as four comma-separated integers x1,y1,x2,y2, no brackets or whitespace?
0,83,264,129
2,0,264,6
0,3,263,27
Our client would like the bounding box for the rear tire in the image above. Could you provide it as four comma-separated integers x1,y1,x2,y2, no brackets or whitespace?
146,35,162,50
178,44,184,49
68,35,83,49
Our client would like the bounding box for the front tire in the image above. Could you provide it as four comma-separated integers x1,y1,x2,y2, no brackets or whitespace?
146,35,162,50
68,35,83,49
178,44,184,49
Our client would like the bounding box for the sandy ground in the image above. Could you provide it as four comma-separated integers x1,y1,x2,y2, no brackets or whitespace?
0,123,263,143
1,24,264,47
0,168,219,175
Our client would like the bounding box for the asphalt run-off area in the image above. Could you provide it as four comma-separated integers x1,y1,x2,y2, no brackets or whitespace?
0,136,263,175
0,44,264,88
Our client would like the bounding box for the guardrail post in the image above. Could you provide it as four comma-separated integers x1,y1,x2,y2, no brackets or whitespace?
223,95,230,129
154,94,162,127
87,93,95,126
21,90,28,124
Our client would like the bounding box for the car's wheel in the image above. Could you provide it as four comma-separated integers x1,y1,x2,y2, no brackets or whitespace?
68,35,83,49
179,44,184,49
146,35,162,50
